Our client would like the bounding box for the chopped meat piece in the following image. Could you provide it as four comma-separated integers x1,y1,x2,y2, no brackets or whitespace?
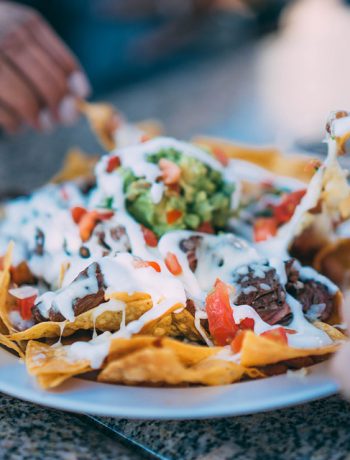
32,263,105,323
233,262,291,325
179,236,203,272
285,259,334,321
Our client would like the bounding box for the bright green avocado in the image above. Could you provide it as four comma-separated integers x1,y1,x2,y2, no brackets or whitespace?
121,148,234,237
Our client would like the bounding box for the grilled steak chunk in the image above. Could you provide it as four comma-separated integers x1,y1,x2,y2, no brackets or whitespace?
232,262,292,325
285,259,334,321
32,263,105,323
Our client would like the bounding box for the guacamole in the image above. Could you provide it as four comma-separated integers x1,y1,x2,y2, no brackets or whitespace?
120,147,234,237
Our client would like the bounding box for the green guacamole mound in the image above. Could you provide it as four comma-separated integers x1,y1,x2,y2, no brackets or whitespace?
121,148,234,237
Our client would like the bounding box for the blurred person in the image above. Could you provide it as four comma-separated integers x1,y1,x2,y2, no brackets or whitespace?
0,0,286,134
0,1,90,133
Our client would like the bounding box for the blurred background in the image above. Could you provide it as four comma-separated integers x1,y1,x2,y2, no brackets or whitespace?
1,0,350,192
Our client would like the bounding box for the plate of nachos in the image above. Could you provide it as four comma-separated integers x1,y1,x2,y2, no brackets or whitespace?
0,105,348,419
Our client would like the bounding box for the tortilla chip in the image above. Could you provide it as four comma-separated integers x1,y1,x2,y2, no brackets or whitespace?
79,101,164,151
0,333,24,357
240,331,342,368
0,243,15,334
9,294,196,342
100,336,260,386
107,336,218,364
26,340,91,389
9,297,153,340
78,101,120,151
99,347,244,386
194,137,314,182
313,321,347,341
51,148,98,184
136,120,163,138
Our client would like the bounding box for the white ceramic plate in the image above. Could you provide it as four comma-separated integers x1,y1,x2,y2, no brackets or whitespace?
0,347,339,419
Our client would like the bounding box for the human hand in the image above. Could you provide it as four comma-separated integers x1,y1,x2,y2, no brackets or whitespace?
0,2,90,133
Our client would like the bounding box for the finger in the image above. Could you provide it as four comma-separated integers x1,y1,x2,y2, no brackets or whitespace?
25,18,90,99
1,30,68,112
27,14,79,75
0,102,21,133
0,56,40,127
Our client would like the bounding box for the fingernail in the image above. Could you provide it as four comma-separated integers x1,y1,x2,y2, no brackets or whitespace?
38,109,54,132
68,71,91,98
58,96,79,125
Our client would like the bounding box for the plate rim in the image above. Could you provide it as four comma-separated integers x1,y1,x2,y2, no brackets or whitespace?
0,347,339,420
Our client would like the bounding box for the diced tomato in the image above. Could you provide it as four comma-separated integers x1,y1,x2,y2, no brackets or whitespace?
166,209,183,224
285,328,297,334
71,206,87,224
141,225,158,247
260,327,288,345
197,221,215,234
97,210,114,220
273,189,306,224
79,210,114,242
9,286,38,321
165,252,182,276
106,155,121,173
212,147,229,167
79,211,99,241
205,279,238,346
159,158,181,185
140,134,150,143
231,330,246,353
134,260,161,273
239,317,255,330
18,296,36,320
253,217,278,242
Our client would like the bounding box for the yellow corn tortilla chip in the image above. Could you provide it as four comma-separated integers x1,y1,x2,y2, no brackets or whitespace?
194,136,314,182
101,336,263,386
0,333,24,357
78,101,120,151
99,347,246,386
9,294,198,342
107,336,219,364
136,119,163,138
79,101,164,151
240,331,342,368
0,243,16,334
51,148,98,184
9,297,153,340
313,321,347,341
25,335,260,389
102,336,262,386
26,340,91,389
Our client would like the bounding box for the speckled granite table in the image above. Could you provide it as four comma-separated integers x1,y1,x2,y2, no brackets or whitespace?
1,44,350,460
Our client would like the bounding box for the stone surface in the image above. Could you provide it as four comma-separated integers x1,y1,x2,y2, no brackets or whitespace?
94,395,350,460
0,393,141,460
